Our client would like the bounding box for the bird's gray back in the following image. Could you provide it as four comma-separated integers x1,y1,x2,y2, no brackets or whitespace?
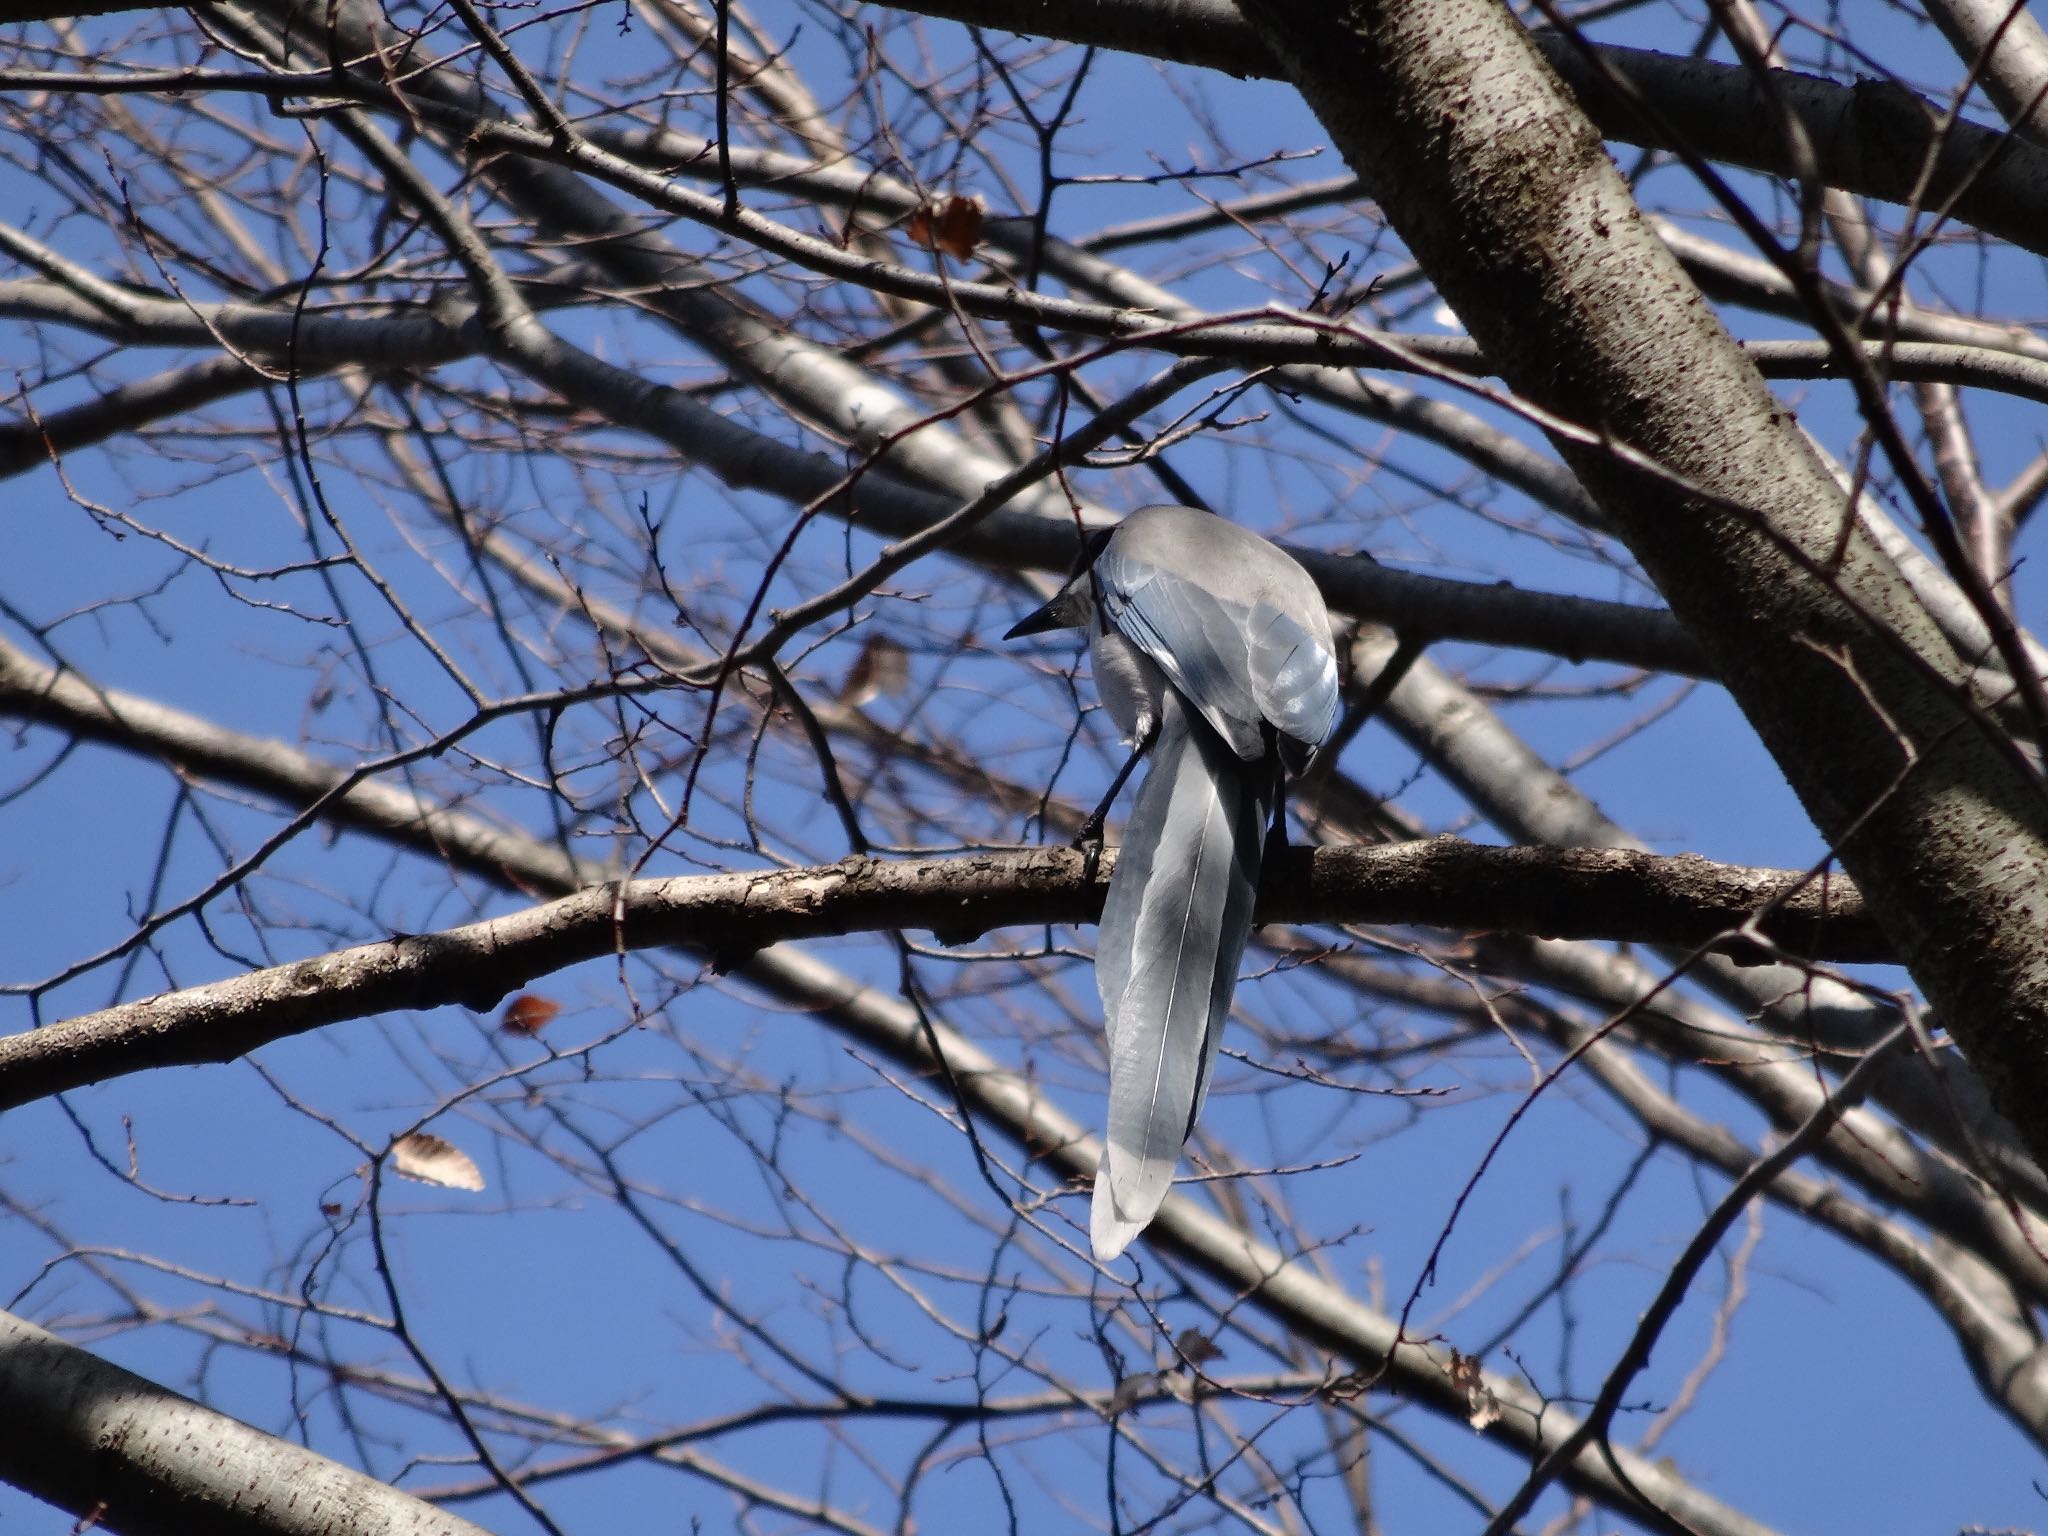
1096,506,1338,764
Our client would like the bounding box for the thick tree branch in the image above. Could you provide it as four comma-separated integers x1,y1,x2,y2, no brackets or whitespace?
0,1311,495,1536
0,840,1885,1113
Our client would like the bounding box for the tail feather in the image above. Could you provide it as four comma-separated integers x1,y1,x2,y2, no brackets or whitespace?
1091,694,1272,1260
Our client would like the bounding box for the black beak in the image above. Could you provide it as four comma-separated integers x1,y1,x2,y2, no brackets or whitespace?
1004,599,1071,640
1004,529,1110,639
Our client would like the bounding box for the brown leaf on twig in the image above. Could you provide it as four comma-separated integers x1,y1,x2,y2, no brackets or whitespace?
905,194,985,261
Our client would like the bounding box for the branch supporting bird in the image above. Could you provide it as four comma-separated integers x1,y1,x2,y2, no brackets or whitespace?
1006,505,1339,1260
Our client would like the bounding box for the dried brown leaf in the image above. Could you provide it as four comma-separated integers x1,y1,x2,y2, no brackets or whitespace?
905,194,985,261
500,993,561,1035
1174,1327,1224,1366
839,632,910,707
390,1131,485,1192
1450,1348,1500,1431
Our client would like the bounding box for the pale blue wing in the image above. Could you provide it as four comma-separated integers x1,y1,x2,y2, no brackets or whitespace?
1246,600,1340,772
1096,545,1337,766
1095,548,1268,759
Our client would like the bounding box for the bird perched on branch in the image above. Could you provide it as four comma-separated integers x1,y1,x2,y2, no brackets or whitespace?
1006,505,1339,1260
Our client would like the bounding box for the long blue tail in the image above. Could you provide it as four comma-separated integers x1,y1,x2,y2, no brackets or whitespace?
1091,694,1273,1260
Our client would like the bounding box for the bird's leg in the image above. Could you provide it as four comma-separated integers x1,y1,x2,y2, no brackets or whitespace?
1263,790,1291,865
1261,753,1293,868
1074,722,1157,882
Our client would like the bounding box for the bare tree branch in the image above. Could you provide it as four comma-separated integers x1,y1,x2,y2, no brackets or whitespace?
0,1311,497,1536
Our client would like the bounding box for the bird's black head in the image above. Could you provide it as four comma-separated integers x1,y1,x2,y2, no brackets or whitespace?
1002,526,1116,639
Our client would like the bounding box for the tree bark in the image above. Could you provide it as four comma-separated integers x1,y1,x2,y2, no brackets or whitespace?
0,1312,496,1536
1233,0,2048,1170
1923,0,2048,146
